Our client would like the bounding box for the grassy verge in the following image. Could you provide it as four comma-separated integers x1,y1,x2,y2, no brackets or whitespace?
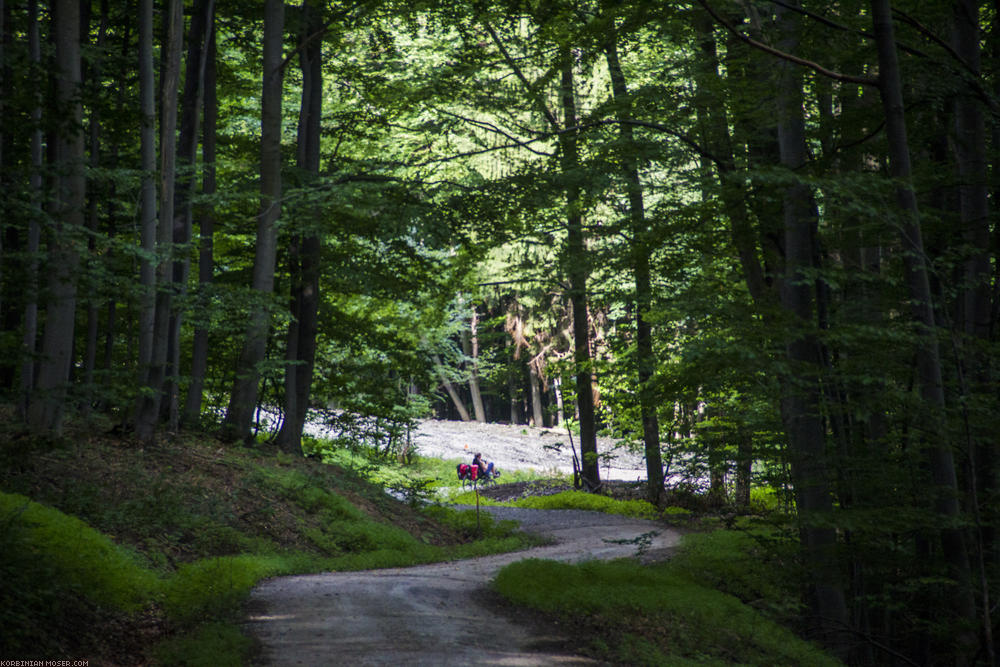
449,487,693,521
493,520,838,666
0,425,537,665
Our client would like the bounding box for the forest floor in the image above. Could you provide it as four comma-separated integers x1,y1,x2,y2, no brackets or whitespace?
246,505,682,666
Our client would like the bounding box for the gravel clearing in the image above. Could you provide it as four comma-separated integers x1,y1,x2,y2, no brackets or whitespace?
411,419,649,482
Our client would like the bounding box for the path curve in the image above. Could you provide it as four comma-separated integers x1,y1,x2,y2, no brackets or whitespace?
246,506,682,666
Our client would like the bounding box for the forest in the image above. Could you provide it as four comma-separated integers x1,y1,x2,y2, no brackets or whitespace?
0,0,998,664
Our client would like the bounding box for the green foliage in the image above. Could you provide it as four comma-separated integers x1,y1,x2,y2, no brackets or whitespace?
493,557,839,666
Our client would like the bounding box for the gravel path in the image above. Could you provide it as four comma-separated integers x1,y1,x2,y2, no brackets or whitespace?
246,506,682,666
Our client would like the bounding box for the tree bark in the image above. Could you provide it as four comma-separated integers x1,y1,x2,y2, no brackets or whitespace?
605,31,664,504
693,12,770,306
870,0,978,655
28,0,86,435
183,9,218,426
135,0,157,395
165,0,214,430
135,0,183,442
559,49,600,491
276,0,322,454
223,0,285,442
528,358,544,427
461,305,486,423
434,354,471,421
20,0,43,418
773,1,849,652
950,2,995,658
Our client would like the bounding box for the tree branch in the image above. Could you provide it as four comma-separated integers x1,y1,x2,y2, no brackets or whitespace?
695,0,877,87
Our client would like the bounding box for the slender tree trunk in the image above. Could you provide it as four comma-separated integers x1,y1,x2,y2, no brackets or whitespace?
183,12,217,426
434,354,471,421
950,2,995,658
81,0,110,414
276,0,322,453
553,376,564,426
694,13,769,305
559,50,599,491
507,338,519,424
773,2,849,653
871,0,978,656
461,306,486,423
528,359,544,427
28,0,86,435
605,32,663,503
20,0,43,418
135,0,157,392
165,0,214,430
223,0,285,442
135,0,183,442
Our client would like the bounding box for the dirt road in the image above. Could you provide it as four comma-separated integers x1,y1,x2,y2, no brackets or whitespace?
246,506,682,666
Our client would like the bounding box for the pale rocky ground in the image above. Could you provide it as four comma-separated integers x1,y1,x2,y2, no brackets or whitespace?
410,419,650,482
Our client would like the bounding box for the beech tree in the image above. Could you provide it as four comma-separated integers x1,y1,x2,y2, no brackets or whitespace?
28,0,86,435
223,0,286,443
0,2,996,661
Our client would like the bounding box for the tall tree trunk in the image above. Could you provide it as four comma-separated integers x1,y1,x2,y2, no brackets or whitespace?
434,354,471,421
276,0,322,454
81,0,110,414
135,0,183,442
223,0,285,442
950,2,995,658
461,306,486,423
183,10,218,426
528,358,544,427
135,0,157,395
28,0,86,435
559,49,600,491
694,12,769,306
507,337,519,424
20,0,43,419
773,2,849,653
165,0,214,430
605,31,663,504
870,0,978,656
552,376,564,426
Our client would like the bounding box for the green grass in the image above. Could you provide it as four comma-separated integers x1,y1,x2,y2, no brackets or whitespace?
0,491,161,611
0,430,542,664
448,487,692,521
493,554,839,666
